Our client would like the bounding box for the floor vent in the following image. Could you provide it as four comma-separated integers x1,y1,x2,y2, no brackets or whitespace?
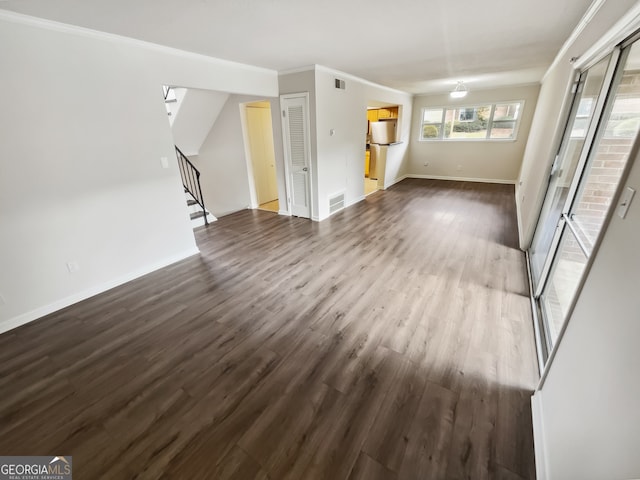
329,192,345,214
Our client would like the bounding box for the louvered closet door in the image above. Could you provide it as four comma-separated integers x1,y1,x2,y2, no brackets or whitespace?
281,94,311,218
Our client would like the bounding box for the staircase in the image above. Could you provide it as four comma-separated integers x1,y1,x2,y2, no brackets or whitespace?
174,145,216,228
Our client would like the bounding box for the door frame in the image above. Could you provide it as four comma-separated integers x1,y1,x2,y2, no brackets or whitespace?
532,49,621,299
280,92,313,219
531,33,640,385
240,99,284,211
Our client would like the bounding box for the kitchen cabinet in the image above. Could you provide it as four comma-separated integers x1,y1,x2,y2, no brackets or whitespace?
377,107,398,119
367,107,398,122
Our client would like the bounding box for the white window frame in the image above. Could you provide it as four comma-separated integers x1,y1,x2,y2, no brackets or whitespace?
419,101,525,142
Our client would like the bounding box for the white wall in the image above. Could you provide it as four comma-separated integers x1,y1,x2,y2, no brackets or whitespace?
280,65,412,220
408,84,540,184
316,66,413,219
191,94,285,218
532,142,640,480
313,66,413,221
170,88,229,156
517,0,640,249
278,66,412,221
0,12,278,333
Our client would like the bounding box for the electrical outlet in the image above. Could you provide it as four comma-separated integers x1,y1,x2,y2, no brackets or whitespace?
66,261,80,273
456,165,462,171
160,156,169,169
0,293,5,306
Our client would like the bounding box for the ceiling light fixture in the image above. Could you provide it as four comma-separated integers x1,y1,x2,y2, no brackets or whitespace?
450,81,468,98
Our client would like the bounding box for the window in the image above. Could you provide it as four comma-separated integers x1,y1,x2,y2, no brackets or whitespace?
419,102,524,141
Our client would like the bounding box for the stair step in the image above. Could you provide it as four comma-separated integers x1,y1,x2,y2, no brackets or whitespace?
190,211,208,221
187,199,198,207
165,98,177,103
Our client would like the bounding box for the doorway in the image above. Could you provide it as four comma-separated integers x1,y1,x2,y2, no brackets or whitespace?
365,104,399,195
529,34,640,365
243,101,279,213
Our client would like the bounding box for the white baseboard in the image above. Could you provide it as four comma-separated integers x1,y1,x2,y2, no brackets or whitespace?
384,174,409,189
531,392,548,480
347,195,366,206
515,183,526,250
0,247,200,335
278,209,291,216
405,174,517,185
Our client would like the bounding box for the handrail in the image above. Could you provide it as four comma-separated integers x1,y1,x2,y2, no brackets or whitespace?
175,145,208,226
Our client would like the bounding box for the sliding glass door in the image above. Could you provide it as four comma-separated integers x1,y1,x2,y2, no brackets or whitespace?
529,55,612,288
530,35,640,360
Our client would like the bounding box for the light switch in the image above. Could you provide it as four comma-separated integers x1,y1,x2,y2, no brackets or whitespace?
617,187,635,219
160,156,169,169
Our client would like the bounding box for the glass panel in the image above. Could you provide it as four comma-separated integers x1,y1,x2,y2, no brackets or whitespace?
444,105,491,139
421,108,443,139
490,102,521,139
540,228,588,348
423,108,443,122
529,55,611,286
570,41,640,249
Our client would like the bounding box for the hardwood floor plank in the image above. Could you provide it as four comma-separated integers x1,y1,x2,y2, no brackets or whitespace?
348,451,398,480
362,350,428,472
0,179,538,479
397,380,458,480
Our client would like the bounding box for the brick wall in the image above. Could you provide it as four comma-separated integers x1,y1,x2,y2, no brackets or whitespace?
571,70,640,247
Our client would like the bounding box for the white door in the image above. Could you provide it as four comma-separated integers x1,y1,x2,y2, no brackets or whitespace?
281,94,311,218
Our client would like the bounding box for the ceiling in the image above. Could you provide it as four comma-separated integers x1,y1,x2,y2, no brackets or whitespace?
0,0,595,94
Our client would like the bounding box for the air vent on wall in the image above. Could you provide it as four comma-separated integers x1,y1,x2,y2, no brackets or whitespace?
329,192,345,214
334,78,346,90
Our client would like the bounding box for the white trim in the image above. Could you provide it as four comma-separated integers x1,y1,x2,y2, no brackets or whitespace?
278,64,412,96
384,174,410,189
278,64,414,98
541,0,607,83
239,102,259,210
0,247,200,335
278,209,291,216
348,195,367,206
280,92,314,220
531,393,549,480
515,182,526,249
573,3,640,70
419,101,525,142
315,64,412,96
0,9,276,77
413,82,541,98
278,65,316,76
406,174,516,185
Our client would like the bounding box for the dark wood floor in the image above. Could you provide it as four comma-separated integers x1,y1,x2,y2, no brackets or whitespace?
0,179,538,479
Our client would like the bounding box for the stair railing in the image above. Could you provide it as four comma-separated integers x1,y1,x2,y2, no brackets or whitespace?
175,146,208,226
